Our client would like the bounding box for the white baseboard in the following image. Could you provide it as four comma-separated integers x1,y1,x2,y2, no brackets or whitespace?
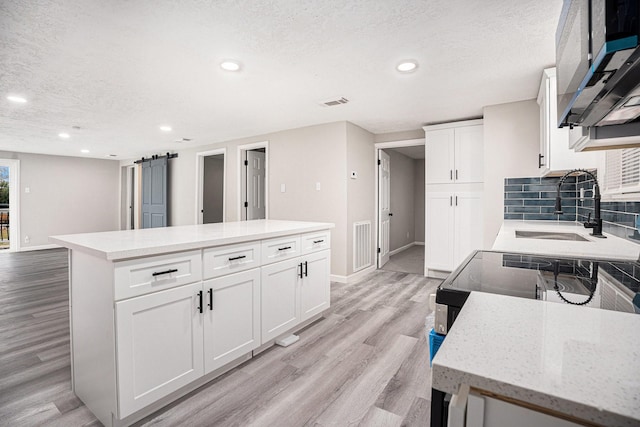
389,242,415,257
414,241,425,245
20,243,61,252
331,264,377,284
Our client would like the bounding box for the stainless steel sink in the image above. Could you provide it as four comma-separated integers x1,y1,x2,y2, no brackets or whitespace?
515,230,590,242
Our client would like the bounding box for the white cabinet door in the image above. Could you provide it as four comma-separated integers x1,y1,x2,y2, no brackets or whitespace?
116,283,204,418
454,192,484,266
426,192,455,271
300,250,330,322
454,125,484,183
261,257,301,342
426,128,455,184
202,269,261,374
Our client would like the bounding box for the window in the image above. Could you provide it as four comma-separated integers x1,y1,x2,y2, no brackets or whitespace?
604,148,640,195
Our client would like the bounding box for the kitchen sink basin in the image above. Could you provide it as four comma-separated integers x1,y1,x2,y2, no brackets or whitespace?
515,230,590,242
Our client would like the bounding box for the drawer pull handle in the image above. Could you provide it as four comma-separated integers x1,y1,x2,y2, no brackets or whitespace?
197,291,203,314
228,255,246,261
207,288,213,310
152,268,178,277
313,240,324,244
278,246,292,251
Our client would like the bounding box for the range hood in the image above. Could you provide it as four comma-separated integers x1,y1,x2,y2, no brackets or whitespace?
556,0,640,130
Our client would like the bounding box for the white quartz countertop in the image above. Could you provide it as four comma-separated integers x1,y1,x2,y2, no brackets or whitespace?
492,220,640,261
50,219,334,261
432,292,640,427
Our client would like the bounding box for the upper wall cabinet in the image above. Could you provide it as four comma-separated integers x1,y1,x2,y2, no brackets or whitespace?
424,120,484,184
537,68,599,176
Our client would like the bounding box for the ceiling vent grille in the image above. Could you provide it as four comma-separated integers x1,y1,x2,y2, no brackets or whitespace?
319,97,349,107
174,138,193,143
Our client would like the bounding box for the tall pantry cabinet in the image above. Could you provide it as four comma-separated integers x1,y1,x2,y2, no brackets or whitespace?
424,119,484,276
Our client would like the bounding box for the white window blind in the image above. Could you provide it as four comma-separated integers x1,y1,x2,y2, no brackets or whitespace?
604,148,640,194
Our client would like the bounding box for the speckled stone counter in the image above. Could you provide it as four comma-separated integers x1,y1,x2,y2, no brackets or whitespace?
431,292,640,427
492,220,640,261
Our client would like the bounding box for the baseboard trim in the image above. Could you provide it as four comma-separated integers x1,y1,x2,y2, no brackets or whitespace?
389,242,415,257
331,264,377,284
414,241,425,246
20,244,61,252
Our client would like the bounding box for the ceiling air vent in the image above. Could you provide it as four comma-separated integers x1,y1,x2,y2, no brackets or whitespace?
174,138,193,143
319,96,349,107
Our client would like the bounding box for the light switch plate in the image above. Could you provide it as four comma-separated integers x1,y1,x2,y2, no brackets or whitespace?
315,182,321,191
280,183,286,193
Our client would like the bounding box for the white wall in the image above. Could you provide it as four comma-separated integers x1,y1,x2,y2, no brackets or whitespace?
346,122,375,276
0,151,120,248
374,129,424,143
482,99,540,248
414,159,425,243
136,122,351,277
386,149,416,251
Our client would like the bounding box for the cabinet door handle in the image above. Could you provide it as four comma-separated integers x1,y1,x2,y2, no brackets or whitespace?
455,196,458,206
450,170,453,180
450,196,452,206
538,153,545,168
207,288,213,310
304,261,308,277
228,255,246,261
152,268,178,277
455,169,458,180
197,290,203,314
298,263,304,278
278,246,292,251
313,239,324,244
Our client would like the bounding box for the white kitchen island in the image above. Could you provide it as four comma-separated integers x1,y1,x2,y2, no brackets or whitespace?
51,219,334,427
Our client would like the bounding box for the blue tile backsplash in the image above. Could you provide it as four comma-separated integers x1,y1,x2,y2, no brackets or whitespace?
504,175,640,244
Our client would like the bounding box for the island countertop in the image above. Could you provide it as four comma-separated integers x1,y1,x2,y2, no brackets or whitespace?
492,220,640,261
50,219,334,261
431,292,640,427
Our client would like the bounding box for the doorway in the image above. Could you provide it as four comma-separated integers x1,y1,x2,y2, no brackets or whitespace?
375,139,425,274
0,159,20,252
238,142,268,221
196,149,226,224
122,164,137,230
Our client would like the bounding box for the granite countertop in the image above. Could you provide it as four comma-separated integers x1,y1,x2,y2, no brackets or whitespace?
431,292,640,427
492,220,640,261
50,219,334,261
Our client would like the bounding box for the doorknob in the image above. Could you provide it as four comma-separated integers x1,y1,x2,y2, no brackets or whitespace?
388,213,393,216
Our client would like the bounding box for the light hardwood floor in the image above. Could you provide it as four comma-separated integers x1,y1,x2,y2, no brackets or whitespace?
0,248,440,427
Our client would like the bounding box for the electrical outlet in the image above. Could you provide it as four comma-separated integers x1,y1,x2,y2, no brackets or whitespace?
24,187,30,193
24,235,30,243
316,182,321,191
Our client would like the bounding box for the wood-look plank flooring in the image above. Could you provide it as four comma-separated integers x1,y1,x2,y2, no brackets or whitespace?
0,249,441,427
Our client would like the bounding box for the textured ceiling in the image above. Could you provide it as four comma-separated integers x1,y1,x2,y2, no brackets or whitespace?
0,0,562,160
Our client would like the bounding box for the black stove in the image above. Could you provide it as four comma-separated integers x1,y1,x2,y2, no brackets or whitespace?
434,250,640,335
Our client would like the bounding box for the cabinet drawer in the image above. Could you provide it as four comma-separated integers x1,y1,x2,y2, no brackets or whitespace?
114,250,202,300
300,230,331,255
261,235,301,265
203,242,261,279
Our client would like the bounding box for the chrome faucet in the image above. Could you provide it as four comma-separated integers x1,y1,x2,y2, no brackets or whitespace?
554,169,606,238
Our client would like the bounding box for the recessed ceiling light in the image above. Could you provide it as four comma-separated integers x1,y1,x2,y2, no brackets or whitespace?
58,133,70,139
396,60,418,73
81,149,90,153
7,95,27,103
220,60,241,72
159,125,172,132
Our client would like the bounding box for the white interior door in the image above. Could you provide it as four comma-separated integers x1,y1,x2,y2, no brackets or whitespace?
246,150,266,220
378,150,391,267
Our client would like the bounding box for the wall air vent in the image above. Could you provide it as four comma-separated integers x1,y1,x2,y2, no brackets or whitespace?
319,97,349,107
